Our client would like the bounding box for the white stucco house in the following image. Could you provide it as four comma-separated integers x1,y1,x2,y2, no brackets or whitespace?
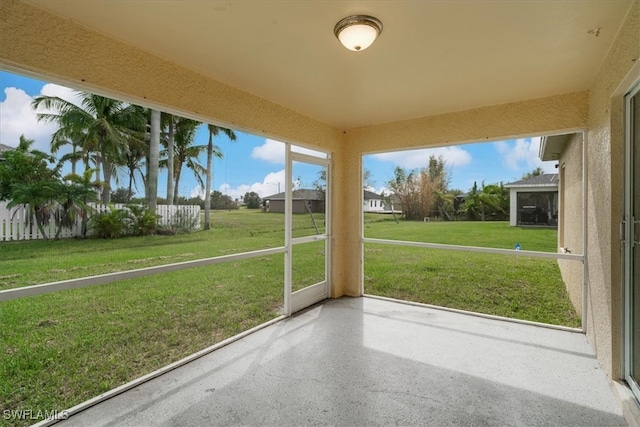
363,190,384,213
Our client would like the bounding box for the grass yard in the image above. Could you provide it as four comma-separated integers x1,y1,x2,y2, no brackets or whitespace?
0,257,285,427
365,245,580,327
0,210,580,426
0,210,321,290
364,214,558,252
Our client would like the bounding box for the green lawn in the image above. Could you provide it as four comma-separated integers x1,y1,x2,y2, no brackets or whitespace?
0,211,580,426
0,210,320,290
364,214,558,252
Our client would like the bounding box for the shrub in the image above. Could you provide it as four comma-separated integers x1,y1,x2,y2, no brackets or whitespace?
88,208,130,238
125,205,159,236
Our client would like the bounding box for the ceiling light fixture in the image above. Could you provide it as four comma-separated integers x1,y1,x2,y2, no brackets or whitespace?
334,15,383,52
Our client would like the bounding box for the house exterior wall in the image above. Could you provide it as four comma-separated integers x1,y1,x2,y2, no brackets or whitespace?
364,199,385,213
557,132,584,318
585,0,639,380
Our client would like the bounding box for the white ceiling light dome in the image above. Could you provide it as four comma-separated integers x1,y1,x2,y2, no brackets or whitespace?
334,15,383,52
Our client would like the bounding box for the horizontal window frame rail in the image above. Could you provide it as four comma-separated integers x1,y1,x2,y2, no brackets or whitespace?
291,234,328,245
363,237,584,261
0,246,286,302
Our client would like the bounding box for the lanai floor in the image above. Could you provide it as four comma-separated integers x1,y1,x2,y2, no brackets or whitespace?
56,297,625,426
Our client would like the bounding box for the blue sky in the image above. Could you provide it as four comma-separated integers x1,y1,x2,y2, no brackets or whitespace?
0,70,556,199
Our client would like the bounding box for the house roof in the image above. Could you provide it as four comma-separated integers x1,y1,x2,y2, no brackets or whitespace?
263,189,324,201
22,1,634,129
0,143,15,160
539,132,581,161
504,174,559,188
363,190,382,200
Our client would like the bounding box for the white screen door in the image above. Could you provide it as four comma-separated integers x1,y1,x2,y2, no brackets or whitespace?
284,145,330,315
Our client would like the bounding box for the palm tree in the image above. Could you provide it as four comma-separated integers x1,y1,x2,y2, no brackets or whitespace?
204,124,236,230
32,92,146,204
52,173,98,239
121,141,147,202
159,118,204,201
162,113,176,205
147,109,161,213
50,133,86,175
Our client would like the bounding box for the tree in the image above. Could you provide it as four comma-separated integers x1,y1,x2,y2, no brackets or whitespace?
210,190,237,210
160,118,203,201
0,136,97,240
111,187,134,203
32,92,146,204
203,125,236,230
147,109,161,213
460,181,508,221
162,113,176,205
521,167,544,180
380,191,399,224
51,173,98,239
0,135,58,201
121,140,146,203
387,156,448,220
243,191,262,209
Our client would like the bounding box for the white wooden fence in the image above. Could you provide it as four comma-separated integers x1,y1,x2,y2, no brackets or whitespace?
0,202,201,241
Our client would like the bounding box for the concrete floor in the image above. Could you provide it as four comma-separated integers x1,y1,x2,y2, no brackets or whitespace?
59,297,626,426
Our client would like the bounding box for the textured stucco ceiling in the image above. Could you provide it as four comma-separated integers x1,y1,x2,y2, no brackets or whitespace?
25,0,634,129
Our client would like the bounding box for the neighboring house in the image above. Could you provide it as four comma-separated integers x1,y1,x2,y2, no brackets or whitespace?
363,190,401,213
0,143,14,162
504,174,558,227
263,189,325,214
363,190,384,212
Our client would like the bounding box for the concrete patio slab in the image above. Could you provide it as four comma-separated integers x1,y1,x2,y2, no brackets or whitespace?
58,297,626,426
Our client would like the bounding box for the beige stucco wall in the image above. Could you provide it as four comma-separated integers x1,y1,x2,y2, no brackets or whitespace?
557,132,584,317
347,92,588,154
585,0,639,379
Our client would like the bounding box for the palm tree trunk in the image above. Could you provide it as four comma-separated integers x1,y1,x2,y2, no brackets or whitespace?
174,164,182,202
166,116,175,205
71,144,77,175
102,158,112,204
148,109,160,214
128,167,135,202
99,136,112,204
204,131,213,230
94,153,102,203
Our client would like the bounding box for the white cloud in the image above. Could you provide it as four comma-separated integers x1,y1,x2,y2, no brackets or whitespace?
372,146,472,169
366,185,389,196
251,139,327,164
251,139,284,163
0,83,82,153
191,169,288,201
494,137,555,173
